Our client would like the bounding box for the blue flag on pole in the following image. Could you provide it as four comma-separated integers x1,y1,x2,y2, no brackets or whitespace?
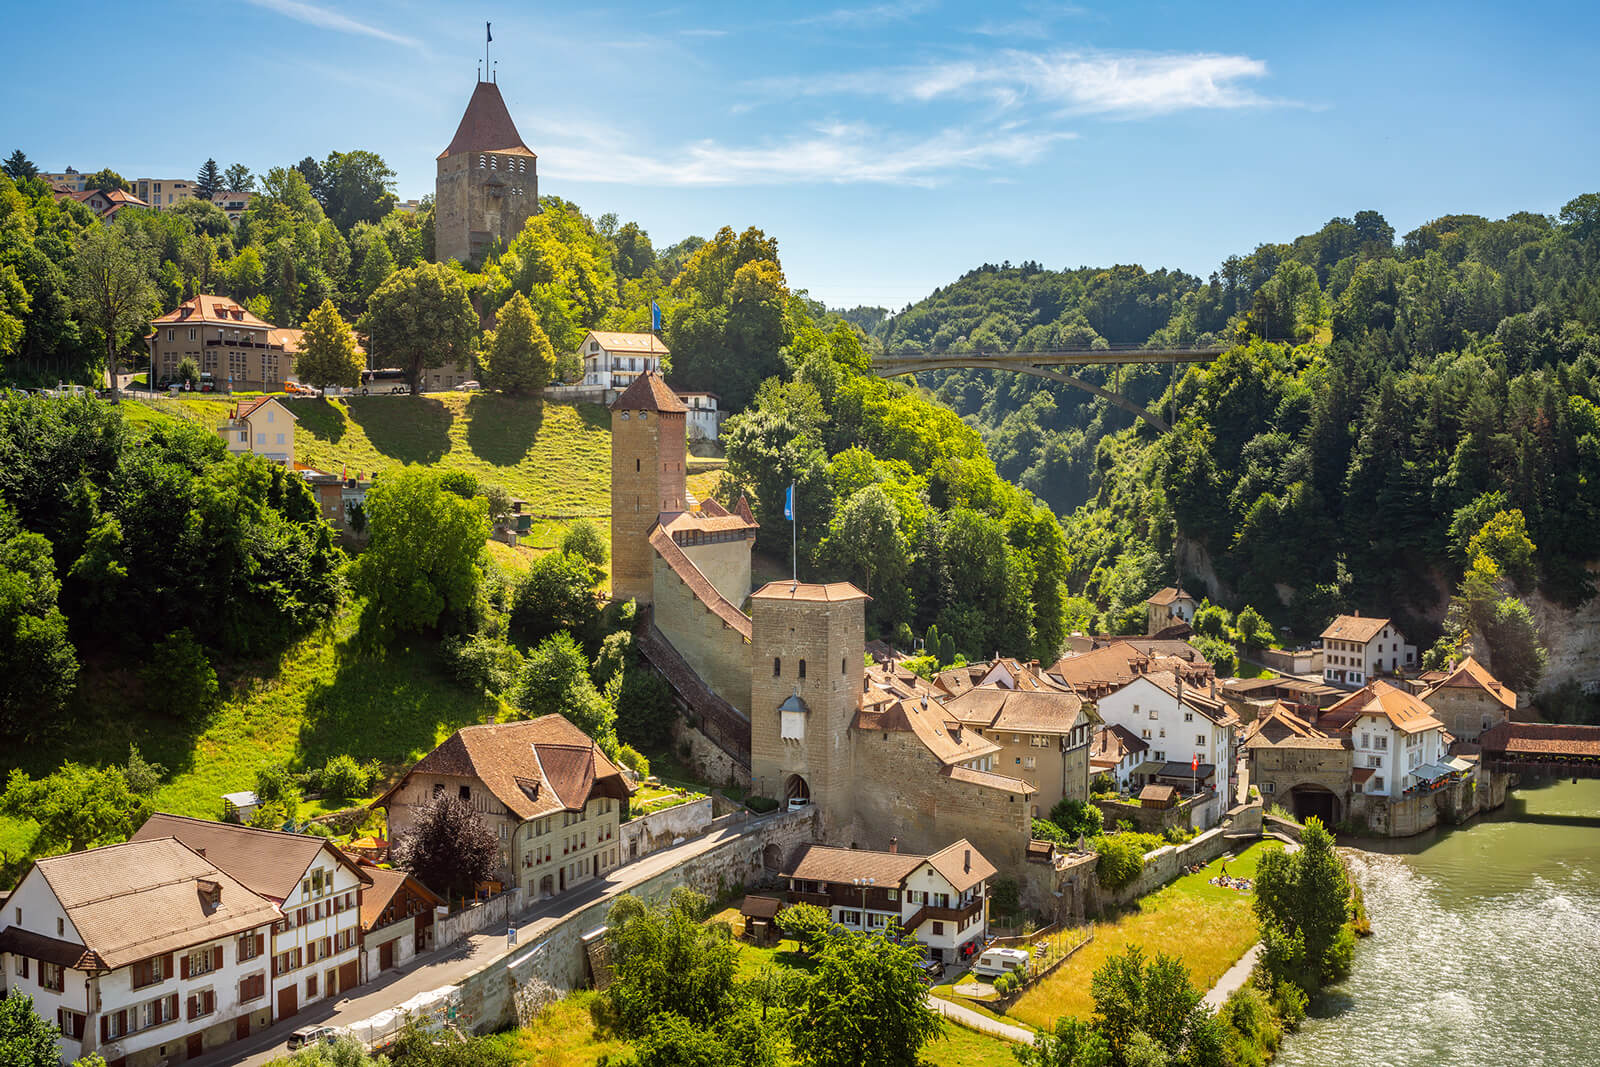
651,301,662,332
784,483,794,521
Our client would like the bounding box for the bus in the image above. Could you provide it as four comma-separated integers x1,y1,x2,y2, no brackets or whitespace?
360,368,410,395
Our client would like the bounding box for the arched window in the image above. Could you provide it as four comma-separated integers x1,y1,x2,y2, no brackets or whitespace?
798,659,807,679
773,657,781,677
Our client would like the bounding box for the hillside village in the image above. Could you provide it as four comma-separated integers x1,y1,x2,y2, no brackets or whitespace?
3,36,1600,1067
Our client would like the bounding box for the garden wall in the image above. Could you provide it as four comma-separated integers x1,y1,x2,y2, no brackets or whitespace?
1094,790,1219,835
436,889,525,949
620,795,713,863
1098,827,1238,909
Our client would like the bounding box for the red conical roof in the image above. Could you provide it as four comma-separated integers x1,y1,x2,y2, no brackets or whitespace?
610,370,688,413
439,80,535,160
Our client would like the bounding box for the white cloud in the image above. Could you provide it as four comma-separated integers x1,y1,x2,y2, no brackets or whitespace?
797,0,936,28
772,48,1282,117
244,0,421,49
528,117,1073,188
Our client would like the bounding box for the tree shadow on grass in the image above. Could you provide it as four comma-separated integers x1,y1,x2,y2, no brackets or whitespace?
347,395,452,464
296,633,499,776
464,392,544,468
287,397,347,445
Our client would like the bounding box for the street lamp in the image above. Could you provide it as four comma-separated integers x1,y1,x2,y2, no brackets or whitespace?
852,877,875,928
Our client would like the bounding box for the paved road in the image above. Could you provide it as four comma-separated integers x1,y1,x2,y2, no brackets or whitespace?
193,814,782,1067
1203,943,1263,1010
928,993,1034,1044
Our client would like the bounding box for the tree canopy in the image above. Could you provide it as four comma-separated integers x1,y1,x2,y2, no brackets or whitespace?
352,468,488,636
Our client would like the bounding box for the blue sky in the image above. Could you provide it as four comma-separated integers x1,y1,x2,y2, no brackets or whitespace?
7,1,1598,308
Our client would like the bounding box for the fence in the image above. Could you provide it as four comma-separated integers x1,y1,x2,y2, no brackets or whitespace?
435,888,524,950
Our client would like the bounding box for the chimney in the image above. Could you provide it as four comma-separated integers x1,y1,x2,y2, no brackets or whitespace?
964,849,971,873
1210,677,1217,699
889,838,898,854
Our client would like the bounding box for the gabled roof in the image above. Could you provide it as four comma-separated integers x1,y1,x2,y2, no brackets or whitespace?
1145,587,1195,607
923,839,998,894
1048,641,1212,694
232,396,297,422
1323,681,1445,736
660,509,759,537
1242,702,1328,748
1090,723,1148,766
1137,671,1239,728
358,866,445,931
942,686,1098,735
1320,614,1394,644
853,693,1000,766
586,330,669,356
785,843,922,886
439,79,536,159
610,369,688,413
1424,656,1516,709
17,837,280,970
379,714,634,822
130,813,370,902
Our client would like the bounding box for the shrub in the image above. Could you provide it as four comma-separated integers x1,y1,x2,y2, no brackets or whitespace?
318,754,377,800
746,795,779,813
1091,835,1147,891
143,628,219,723
617,744,650,778
441,632,523,695
1049,797,1104,839
560,518,608,568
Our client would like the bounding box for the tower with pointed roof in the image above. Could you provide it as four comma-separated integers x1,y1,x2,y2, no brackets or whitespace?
610,371,689,603
435,77,540,265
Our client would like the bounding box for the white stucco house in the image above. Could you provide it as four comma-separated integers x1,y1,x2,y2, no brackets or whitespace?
1320,614,1417,688
1093,672,1240,824
1324,681,1450,799
579,331,667,392
1144,587,1199,634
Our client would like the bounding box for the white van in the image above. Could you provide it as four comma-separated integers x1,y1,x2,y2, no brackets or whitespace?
972,947,1031,977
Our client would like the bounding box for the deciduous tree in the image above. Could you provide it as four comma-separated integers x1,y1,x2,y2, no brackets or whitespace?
70,225,157,400
605,890,738,1035
0,762,155,855
295,299,363,389
1253,819,1353,992
0,993,63,1067
787,927,943,1067
393,793,497,901
361,262,477,396
353,468,488,636
222,162,255,193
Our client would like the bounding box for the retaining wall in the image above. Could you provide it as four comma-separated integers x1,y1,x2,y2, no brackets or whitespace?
436,889,524,949
1099,827,1238,909
620,795,713,863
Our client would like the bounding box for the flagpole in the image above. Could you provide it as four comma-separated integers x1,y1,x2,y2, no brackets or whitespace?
791,483,797,584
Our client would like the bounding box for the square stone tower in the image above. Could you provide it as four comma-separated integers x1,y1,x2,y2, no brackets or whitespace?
749,582,869,832
609,371,688,604
435,79,540,266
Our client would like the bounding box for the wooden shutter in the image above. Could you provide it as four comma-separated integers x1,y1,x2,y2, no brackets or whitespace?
213,945,223,971
256,933,266,957
187,994,198,1020
101,1015,109,1042
163,952,173,979
204,990,215,1015
167,994,178,1021
180,953,190,979
117,1009,127,1034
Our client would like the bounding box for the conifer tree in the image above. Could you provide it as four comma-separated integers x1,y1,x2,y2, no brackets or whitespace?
194,158,222,198
481,290,555,395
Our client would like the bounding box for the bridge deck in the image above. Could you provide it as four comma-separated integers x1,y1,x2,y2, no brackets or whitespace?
873,346,1225,374
1478,722,1600,777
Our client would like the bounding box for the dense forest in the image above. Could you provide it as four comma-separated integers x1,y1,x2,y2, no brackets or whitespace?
840,198,1600,693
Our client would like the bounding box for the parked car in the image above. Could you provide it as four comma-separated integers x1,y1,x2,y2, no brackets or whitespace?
453,379,481,391
916,957,945,983
787,796,810,812
288,1025,344,1050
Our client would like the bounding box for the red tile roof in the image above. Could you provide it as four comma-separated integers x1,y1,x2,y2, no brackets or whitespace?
439,80,536,159
1478,722,1600,758
151,294,277,329
610,370,688,413
1320,614,1394,644
1323,681,1445,736
131,814,369,902
750,580,869,603
649,526,753,638
1424,656,1516,710
1145,587,1195,606
359,866,445,931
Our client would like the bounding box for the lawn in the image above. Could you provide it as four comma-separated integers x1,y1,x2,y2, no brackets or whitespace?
1008,843,1274,1030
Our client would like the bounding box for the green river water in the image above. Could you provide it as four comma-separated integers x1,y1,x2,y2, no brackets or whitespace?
1275,779,1600,1067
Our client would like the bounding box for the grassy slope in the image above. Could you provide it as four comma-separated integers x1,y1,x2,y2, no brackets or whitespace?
1009,843,1272,1029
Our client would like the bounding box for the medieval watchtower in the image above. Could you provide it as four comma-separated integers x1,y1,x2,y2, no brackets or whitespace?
609,371,688,604
435,77,540,265
749,581,869,833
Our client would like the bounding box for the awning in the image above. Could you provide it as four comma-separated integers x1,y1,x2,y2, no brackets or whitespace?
1157,761,1215,780
1410,762,1456,783
1131,760,1167,776
1445,757,1474,773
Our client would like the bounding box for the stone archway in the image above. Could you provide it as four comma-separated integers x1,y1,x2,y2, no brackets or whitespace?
762,843,783,870
784,774,810,806
1288,784,1341,826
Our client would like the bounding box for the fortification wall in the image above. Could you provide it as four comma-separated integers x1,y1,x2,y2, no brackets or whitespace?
652,551,752,714
680,537,753,608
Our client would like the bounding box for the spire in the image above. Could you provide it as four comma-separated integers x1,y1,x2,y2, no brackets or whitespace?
438,80,535,160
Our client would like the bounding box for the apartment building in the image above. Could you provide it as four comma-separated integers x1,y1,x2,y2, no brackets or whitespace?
1320,682,1450,799
942,684,1100,818
378,715,634,902
0,837,279,1066
129,815,370,1024
579,331,667,393
131,178,198,210
781,839,996,963
147,295,298,390
1093,671,1240,820
1320,614,1417,688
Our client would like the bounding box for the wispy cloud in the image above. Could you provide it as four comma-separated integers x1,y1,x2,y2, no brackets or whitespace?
797,0,936,29
769,48,1283,118
527,116,1072,187
678,28,729,38
244,0,421,49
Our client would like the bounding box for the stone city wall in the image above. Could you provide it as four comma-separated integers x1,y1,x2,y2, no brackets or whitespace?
436,889,524,950
1097,826,1240,909
620,795,713,863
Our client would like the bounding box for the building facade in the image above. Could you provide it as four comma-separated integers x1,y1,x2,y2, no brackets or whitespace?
129,815,369,1026
1421,656,1516,741
147,295,297,390
219,397,296,465
378,715,633,902
610,373,691,604
781,839,996,963
1093,673,1239,817
0,838,280,1066
131,178,198,210
942,686,1099,818
1323,682,1449,799
1144,587,1198,634
579,331,667,393
1320,615,1417,688
357,867,444,984
434,79,539,265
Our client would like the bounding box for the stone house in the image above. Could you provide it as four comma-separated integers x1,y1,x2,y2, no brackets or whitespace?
219,396,296,466
357,866,444,983
0,837,280,1067
942,685,1100,818
1320,682,1450,800
1243,703,1355,824
1320,614,1417,688
1421,656,1516,741
781,839,996,963
377,715,634,903
1144,587,1198,634
130,814,370,1025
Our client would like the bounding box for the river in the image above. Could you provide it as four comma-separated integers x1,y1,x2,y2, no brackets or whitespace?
1275,778,1600,1067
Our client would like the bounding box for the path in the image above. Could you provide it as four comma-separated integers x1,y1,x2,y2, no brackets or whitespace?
928,993,1034,1045
1202,943,1262,1010
192,811,788,1067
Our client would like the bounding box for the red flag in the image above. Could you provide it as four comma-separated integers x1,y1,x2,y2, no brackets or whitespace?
1192,753,1200,772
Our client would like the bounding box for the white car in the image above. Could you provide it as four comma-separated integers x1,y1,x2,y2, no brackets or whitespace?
287,1024,344,1050
787,796,810,812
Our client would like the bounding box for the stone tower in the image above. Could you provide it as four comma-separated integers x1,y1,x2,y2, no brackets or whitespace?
609,371,688,604
748,581,869,831
435,78,540,265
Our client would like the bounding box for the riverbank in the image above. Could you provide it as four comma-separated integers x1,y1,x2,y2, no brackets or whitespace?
1276,778,1600,1066
1007,842,1271,1029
